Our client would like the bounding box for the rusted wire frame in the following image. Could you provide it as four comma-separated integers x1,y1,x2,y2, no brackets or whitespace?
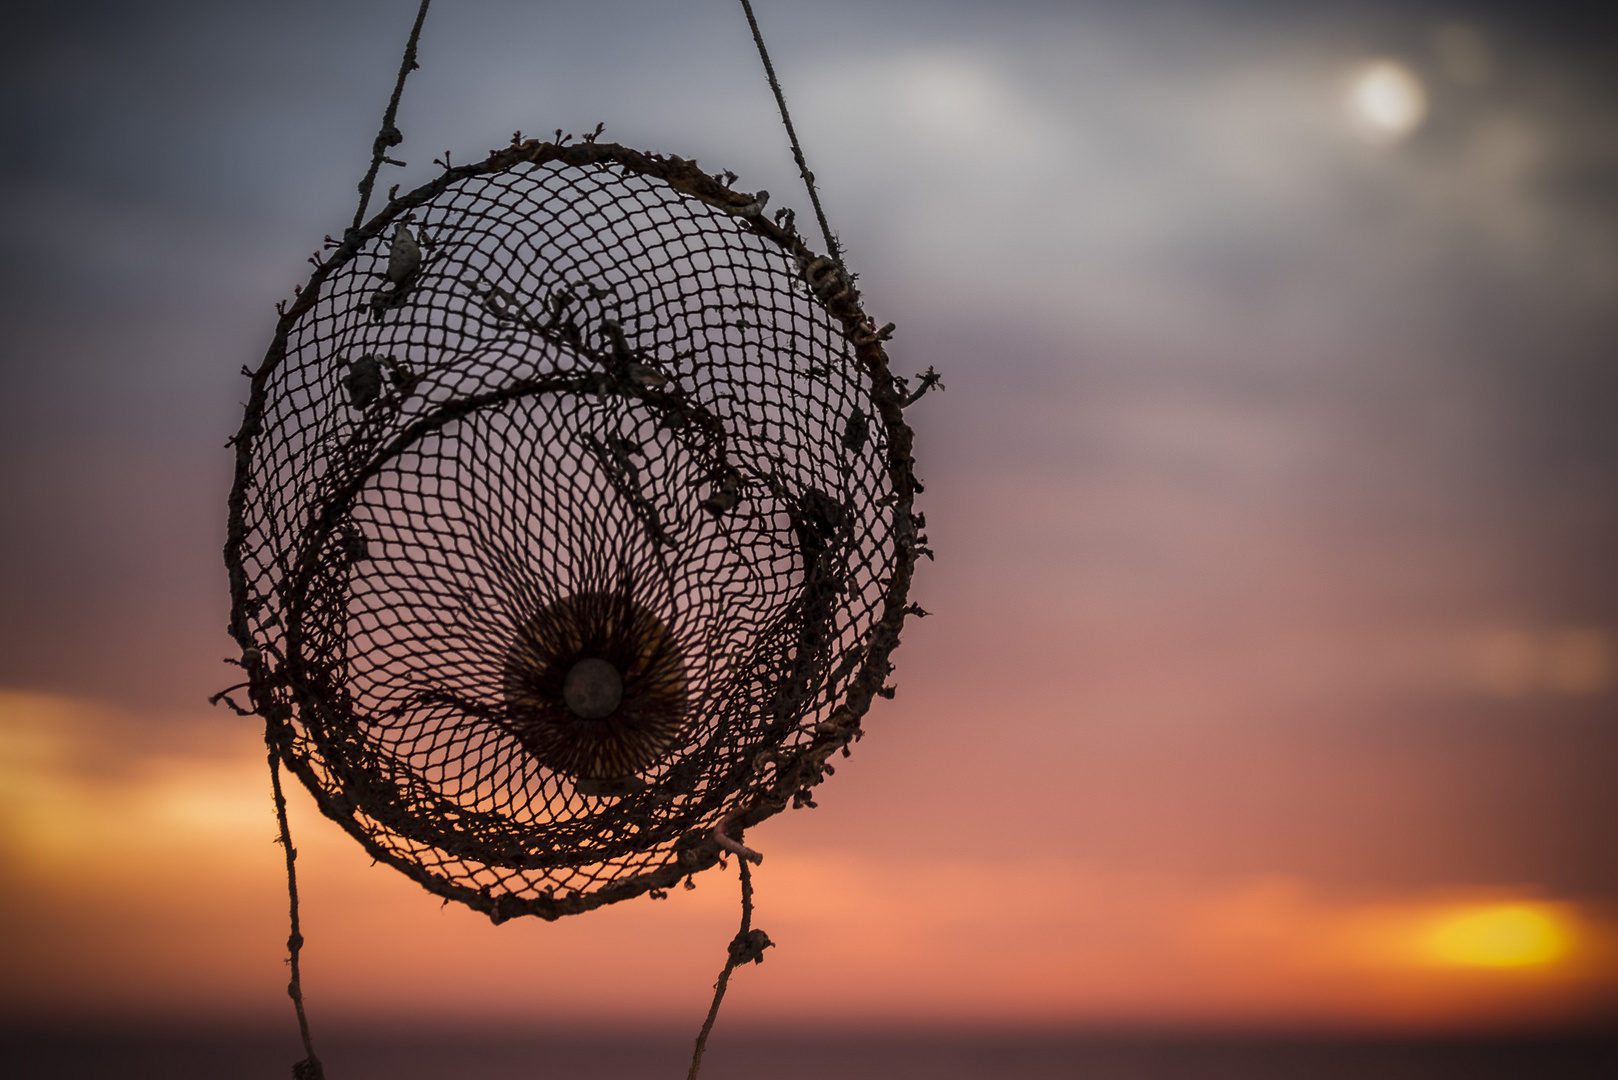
351,0,433,234
224,139,922,923
268,737,323,1080
687,857,756,1080
737,0,843,270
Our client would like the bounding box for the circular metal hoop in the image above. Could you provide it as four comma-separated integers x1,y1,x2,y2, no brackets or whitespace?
225,140,920,921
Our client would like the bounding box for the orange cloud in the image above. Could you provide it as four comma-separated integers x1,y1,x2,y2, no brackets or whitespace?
3,689,1614,1031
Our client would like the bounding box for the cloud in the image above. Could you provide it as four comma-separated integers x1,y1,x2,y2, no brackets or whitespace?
783,12,1618,361
3,688,1614,1027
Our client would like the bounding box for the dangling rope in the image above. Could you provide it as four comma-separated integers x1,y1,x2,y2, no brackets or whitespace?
266,8,436,1078
683,12,845,1066
687,853,773,1080
351,0,434,233
268,739,323,1080
737,0,844,271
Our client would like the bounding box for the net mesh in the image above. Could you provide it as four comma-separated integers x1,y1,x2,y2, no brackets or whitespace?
224,140,920,921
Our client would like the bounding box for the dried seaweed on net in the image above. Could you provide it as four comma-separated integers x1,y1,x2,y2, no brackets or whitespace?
224,139,926,922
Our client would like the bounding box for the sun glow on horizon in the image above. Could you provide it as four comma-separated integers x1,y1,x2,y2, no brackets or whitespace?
5,690,1617,1026
1424,904,1572,969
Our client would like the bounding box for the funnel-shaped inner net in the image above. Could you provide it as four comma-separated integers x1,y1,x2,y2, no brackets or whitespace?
226,141,918,920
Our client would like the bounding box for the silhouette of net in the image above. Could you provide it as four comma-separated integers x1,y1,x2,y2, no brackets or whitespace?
225,141,920,921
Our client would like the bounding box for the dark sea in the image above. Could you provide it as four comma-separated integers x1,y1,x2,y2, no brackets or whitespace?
3,1029,1615,1080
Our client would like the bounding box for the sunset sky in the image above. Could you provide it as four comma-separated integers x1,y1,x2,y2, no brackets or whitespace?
2,0,1616,1036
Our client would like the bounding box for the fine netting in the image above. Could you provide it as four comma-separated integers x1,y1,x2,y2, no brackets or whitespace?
226,140,921,921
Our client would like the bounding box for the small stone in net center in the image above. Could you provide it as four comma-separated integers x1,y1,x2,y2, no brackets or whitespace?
564,658,624,719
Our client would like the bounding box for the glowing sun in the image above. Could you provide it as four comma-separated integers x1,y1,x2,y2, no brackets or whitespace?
1348,60,1427,141
1424,904,1571,968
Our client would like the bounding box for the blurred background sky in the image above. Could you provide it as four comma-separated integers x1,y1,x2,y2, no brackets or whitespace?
2,0,1617,1046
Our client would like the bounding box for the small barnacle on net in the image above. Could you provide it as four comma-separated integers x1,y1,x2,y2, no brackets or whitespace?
342,354,383,408
700,466,743,516
626,361,668,389
225,141,920,922
842,407,869,454
368,222,426,319
386,221,422,283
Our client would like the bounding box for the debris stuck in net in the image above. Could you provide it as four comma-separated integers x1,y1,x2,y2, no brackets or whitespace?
225,139,923,922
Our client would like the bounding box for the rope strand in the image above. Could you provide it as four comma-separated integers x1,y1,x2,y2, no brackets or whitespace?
352,0,434,233
684,14,828,1073
687,858,758,1080
269,10,436,1076
268,737,323,1080
737,0,844,270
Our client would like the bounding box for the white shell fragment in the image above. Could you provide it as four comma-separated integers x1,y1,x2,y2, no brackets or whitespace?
386,223,422,284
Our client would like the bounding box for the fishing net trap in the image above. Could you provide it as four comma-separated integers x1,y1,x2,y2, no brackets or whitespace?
217,2,935,1076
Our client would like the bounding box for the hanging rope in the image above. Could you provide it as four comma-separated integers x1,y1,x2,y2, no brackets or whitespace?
351,0,434,233
687,855,773,1080
275,7,432,1076
737,0,844,271
683,14,843,1074
269,739,323,1080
